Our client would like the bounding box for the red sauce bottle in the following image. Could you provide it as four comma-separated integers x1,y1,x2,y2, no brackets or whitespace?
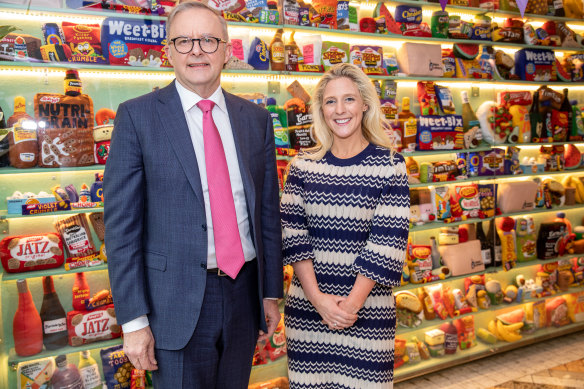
13,279,43,356
72,272,90,311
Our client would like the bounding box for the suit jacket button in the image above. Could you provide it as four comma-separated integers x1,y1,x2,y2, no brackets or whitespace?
202,224,207,231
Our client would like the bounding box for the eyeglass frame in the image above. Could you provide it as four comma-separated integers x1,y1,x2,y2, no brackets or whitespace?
169,36,228,54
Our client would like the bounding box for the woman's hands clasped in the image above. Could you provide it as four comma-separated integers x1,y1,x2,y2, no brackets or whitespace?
311,292,358,331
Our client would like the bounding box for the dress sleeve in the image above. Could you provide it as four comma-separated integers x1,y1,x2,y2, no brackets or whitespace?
280,159,316,266
352,154,410,287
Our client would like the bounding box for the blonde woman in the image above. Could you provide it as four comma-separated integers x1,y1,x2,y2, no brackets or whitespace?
281,63,410,388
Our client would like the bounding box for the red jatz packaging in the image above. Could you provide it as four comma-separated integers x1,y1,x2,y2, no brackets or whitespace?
66,304,121,346
0,233,64,273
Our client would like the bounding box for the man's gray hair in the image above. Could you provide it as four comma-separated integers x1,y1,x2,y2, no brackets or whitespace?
166,1,229,41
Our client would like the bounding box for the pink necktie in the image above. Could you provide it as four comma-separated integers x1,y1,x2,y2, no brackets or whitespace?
197,99,245,279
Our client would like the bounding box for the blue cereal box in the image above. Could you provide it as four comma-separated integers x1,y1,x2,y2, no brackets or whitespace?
101,17,170,67
395,6,423,24
514,48,555,81
417,115,464,150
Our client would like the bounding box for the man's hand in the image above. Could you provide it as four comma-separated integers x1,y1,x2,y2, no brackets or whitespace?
258,299,280,342
123,325,158,371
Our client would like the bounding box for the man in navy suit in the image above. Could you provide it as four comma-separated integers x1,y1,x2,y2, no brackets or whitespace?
104,2,283,387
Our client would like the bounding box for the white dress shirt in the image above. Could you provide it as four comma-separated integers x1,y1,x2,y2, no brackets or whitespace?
122,80,257,333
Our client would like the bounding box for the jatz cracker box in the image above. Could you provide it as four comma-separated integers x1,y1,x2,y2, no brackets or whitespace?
101,17,170,67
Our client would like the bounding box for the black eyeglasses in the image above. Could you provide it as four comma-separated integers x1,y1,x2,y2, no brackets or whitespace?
170,36,227,54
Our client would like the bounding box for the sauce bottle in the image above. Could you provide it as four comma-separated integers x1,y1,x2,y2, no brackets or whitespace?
64,69,82,97
7,96,34,127
72,272,90,311
79,351,102,389
476,222,493,267
285,31,303,71
0,103,8,167
51,354,84,389
399,97,417,152
530,90,544,141
13,279,43,356
269,28,285,71
461,91,481,148
487,219,502,267
440,322,458,354
40,276,68,350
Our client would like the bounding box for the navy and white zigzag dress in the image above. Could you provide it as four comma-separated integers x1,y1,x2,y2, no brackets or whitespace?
281,143,410,389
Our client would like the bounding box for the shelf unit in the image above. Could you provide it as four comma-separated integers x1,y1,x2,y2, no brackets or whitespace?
3,1,584,388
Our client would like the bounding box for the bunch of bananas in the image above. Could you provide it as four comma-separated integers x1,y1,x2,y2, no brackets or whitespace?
561,176,584,203
487,319,524,342
565,0,584,19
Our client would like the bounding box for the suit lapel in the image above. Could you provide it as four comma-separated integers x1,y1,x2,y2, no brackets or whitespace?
224,91,256,219
156,81,205,210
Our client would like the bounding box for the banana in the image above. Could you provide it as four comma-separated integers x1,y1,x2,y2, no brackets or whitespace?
503,321,524,332
561,175,573,188
488,320,503,341
497,320,523,342
477,327,498,344
573,177,584,203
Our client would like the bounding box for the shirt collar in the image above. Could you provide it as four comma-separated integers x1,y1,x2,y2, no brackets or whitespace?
174,80,226,115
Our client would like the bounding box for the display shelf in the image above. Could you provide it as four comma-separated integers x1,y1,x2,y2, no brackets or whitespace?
0,2,166,21
397,269,487,292
1,262,108,282
396,286,582,335
409,176,488,188
282,23,584,53
410,216,492,232
497,203,584,218
510,253,583,269
0,165,105,174
498,141,584,147
402,144,492,157
394,321,584,382
7,337,122,366
495,169,584,179
0,207,104,219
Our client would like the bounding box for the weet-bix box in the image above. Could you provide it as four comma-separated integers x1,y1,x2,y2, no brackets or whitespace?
101,17,170,67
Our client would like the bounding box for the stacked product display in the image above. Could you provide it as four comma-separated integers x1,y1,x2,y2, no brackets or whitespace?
2,0,584,387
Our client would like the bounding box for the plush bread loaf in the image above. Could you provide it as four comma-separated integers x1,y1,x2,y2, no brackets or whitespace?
396,293,423,313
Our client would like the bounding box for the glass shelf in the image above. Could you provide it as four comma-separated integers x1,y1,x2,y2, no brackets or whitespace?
410,216,492,232
7,337,122,365
409,175,488,188
0,165,105,175
403,144,493,157
498,141,584,147
0,2,165,21
497,203,584,218
1,263,108,282
394,320,584,382
397,269,487,292
0,207,104,219
396,285,582,335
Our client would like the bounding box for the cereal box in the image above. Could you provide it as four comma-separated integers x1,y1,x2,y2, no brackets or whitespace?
101,17,170,67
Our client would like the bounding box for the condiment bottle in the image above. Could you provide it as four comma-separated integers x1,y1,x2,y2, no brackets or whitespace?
398,97,417,152
64,69,82,97
0,103,8,167
530,90,544,141
40,276,68,350
7,96,33,127
461,91,480,148
13,279,43,357
72,272,90,311
476,222,493,267
51,354,84,389
487,219,502,267
440,322,458,354
284,31,302,71
430,236,442,269
269,28,285,71
79,351,102,389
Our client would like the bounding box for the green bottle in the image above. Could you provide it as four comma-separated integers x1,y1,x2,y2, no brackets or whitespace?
78,351,102,389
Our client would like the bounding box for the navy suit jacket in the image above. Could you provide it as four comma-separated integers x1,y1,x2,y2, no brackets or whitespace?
104,81,283,350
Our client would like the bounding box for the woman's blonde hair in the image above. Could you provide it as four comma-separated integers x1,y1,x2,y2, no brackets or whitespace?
302,63,394,160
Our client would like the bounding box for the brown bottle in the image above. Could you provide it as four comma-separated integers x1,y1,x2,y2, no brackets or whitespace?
269,28,285,71
7,96,33,127
285,31,303,72
40,276,68,350
64,69,82,97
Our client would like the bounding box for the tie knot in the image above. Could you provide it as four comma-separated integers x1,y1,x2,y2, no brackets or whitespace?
197,99,215,113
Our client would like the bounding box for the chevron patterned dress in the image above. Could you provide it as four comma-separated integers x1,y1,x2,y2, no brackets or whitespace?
281,143,410,389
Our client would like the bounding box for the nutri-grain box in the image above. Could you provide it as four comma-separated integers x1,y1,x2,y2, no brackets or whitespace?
101,17,170,67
